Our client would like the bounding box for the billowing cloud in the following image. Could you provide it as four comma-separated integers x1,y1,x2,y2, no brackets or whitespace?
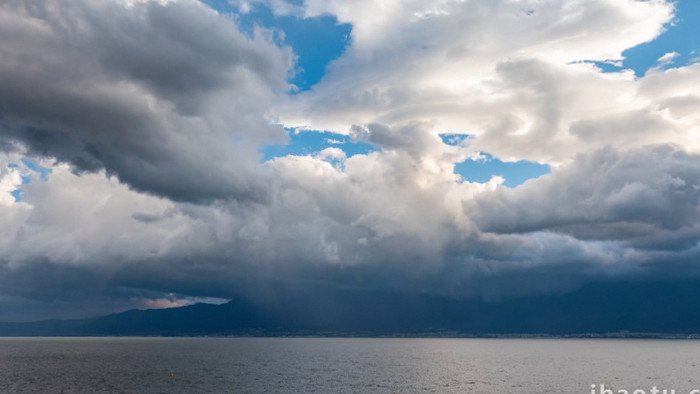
5,128,698,320
277,0,679,163
0,0,294,202
1,0,699,322
468,145,700,249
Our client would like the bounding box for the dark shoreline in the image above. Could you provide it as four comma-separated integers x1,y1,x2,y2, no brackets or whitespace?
3,332,700,339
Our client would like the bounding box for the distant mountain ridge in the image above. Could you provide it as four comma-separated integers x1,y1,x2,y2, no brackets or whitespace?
3,280,700,336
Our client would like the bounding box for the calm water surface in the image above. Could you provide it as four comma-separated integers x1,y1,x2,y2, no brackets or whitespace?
1,337,699,393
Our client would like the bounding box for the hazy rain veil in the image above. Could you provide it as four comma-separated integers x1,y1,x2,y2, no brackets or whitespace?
1,0,700,320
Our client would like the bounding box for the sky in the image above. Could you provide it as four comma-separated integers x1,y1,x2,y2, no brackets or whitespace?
0,0,699,322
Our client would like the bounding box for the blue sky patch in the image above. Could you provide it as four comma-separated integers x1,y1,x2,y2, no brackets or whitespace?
588,0,700,76
21,158,52,181
262,129,377,161
622,0,700,76
455,153,550,188
439,133,470,146
10,189,22,201
7,158,53,202
201,0,351,91
439,134,549,187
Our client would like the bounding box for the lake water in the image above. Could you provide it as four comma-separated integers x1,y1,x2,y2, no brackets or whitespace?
1,337,700,393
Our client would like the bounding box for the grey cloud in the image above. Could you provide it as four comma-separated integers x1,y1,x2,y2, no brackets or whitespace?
2,0,700,321
570,111,675,145
4,142,700,320
131,211,168,224
0,0,294,202
361,122,445,157
468,145,700,250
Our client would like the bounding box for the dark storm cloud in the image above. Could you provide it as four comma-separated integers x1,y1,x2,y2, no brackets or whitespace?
5,121,700,322
0,0,294,202
0,259,144,321
3,0,700,326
